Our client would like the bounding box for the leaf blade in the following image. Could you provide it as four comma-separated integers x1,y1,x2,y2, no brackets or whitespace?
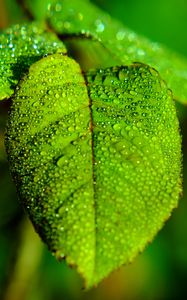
5,55,182,288
0,22,66,101
86,64,182,284
5,53,96,286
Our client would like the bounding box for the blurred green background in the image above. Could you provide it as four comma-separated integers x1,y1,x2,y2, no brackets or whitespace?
0,0,187,299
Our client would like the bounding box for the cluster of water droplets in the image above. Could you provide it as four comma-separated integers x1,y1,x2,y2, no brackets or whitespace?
0,22,66,100
5,51,182,286
86,63,182,283
5,53,96,284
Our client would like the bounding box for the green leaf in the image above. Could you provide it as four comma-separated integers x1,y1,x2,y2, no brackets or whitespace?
5,53,182,288
23,0,89,19
0,22,66,101
47,0,187,104
23,0,56,21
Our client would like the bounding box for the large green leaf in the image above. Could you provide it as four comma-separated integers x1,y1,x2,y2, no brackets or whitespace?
0,22,66,101
46,0,187,104
5,53,182,288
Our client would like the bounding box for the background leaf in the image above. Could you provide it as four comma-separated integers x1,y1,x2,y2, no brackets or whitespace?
96,0,187,57
0,22,66,101
45,0,187,104
6,53,182,288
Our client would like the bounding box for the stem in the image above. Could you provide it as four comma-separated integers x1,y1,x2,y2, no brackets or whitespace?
0,0,8,28
3,217,43,300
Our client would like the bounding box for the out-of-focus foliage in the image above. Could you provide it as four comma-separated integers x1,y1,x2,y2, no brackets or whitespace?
46,0,187,104
24,0,187,104
0,0,187,299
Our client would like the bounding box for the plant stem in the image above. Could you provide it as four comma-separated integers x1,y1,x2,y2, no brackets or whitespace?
3,217,43,300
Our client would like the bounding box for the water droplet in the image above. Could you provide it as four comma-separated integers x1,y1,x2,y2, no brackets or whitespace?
113,123,121,131
95,19,105,33
116,30,125,41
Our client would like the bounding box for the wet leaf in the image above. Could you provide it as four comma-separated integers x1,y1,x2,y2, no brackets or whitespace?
0,22,66,101
5,54,182,288
47,0,187,104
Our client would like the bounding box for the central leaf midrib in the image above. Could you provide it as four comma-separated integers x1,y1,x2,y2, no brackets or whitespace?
88,90,98,283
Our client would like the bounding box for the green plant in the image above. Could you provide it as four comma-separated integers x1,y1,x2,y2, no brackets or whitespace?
1,0,187,289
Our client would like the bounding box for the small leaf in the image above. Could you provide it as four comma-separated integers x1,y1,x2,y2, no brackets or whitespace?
5,54,182,288
47,0,187,104
0,22,66,101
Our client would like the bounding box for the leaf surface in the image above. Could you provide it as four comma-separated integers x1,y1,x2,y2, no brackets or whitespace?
0,22,66,101
46,0,187,104
5,54,182,288
23,0,55,20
